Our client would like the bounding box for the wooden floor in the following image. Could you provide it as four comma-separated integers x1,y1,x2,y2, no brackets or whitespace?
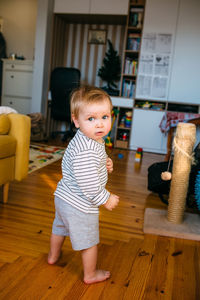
0,146,200,299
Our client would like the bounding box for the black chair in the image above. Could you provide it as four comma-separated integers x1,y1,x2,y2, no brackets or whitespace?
50,67,81,141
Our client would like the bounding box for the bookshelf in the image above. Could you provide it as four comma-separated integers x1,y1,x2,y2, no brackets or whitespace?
111,97,134,149
114,107,133,149
114,0,145,149
120,0,145,98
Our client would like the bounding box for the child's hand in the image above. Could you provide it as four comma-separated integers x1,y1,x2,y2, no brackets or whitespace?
106,157,113,174
104,194,119,211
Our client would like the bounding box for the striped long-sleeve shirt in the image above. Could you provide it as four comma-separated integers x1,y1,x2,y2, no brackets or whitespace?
54,130,110,213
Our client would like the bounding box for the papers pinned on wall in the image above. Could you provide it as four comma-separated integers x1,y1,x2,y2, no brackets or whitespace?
136,33,172,100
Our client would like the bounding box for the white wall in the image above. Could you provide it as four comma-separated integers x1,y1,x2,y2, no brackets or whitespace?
0,0,54,114
63,23,125,88
0,0,37,59
31,0,54,114
168,0,200,104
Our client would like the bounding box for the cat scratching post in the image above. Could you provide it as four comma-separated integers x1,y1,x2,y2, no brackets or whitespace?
167,122,196,224
144,122,200,241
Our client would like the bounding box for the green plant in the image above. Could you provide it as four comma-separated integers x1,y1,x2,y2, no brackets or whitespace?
98,39,121,90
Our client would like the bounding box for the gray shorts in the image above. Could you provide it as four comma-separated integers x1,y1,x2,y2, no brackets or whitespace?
52,196,99,251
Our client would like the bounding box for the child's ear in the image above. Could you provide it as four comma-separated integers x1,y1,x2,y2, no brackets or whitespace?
71,114,80,128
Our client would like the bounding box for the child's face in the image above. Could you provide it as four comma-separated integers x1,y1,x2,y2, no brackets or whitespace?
72,99,112,143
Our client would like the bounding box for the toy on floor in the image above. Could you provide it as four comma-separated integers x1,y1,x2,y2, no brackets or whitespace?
105,108,119,148
135,147,143,162
118,153,124,159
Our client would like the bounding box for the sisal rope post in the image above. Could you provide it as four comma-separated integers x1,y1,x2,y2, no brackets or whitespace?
167,122,196,224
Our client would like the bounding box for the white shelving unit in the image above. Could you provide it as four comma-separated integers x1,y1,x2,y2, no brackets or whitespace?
110,0,200,154
111,96,167,153
1,59,33,114
111,97,134,149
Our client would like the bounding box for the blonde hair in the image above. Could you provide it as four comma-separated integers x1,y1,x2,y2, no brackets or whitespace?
70,85,113,118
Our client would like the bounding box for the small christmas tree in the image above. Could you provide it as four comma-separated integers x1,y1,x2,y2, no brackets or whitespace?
98,39,121,95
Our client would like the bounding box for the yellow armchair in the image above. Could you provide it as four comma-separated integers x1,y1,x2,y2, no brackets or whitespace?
0,113,31,203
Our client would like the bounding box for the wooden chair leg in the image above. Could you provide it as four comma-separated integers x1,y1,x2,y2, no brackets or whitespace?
3,182,9,203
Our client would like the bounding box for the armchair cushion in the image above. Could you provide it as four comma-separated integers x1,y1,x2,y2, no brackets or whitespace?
7,114,31,181
0,114,11,134
0,113,31,203
0,135,16,159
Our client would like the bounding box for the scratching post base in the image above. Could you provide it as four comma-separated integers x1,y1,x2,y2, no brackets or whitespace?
144,208,200,241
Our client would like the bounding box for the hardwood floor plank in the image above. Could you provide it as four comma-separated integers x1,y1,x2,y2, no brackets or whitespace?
195,242,200,299
75,242,128,300
94,239,144,300
161,238,175,299
123,235,158,300
0,147,199,299
172,239,200,300
41,251,86,299
0,262,6,269
2,254,64,300
142,236,171,299
0,256,37,298
0,248,19,263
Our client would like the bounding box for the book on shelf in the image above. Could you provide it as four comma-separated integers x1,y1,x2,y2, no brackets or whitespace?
127,34,141,51
124,58,138,75
129,8,144,28
122,79,135,98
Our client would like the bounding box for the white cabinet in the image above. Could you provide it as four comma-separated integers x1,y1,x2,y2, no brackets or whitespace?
90,0,128,15
1,59,33,115
54,0,90,14
111,96,133,108
129,109,167,154
144,0,179,34
54,0,129,15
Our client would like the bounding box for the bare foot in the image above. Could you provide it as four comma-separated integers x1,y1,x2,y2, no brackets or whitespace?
83,270,111,284
47,251,61,265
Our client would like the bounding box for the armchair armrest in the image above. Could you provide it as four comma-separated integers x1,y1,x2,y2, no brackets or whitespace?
8,114,31,181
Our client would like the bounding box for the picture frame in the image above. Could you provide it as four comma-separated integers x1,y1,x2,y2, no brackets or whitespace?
88,29,107,45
